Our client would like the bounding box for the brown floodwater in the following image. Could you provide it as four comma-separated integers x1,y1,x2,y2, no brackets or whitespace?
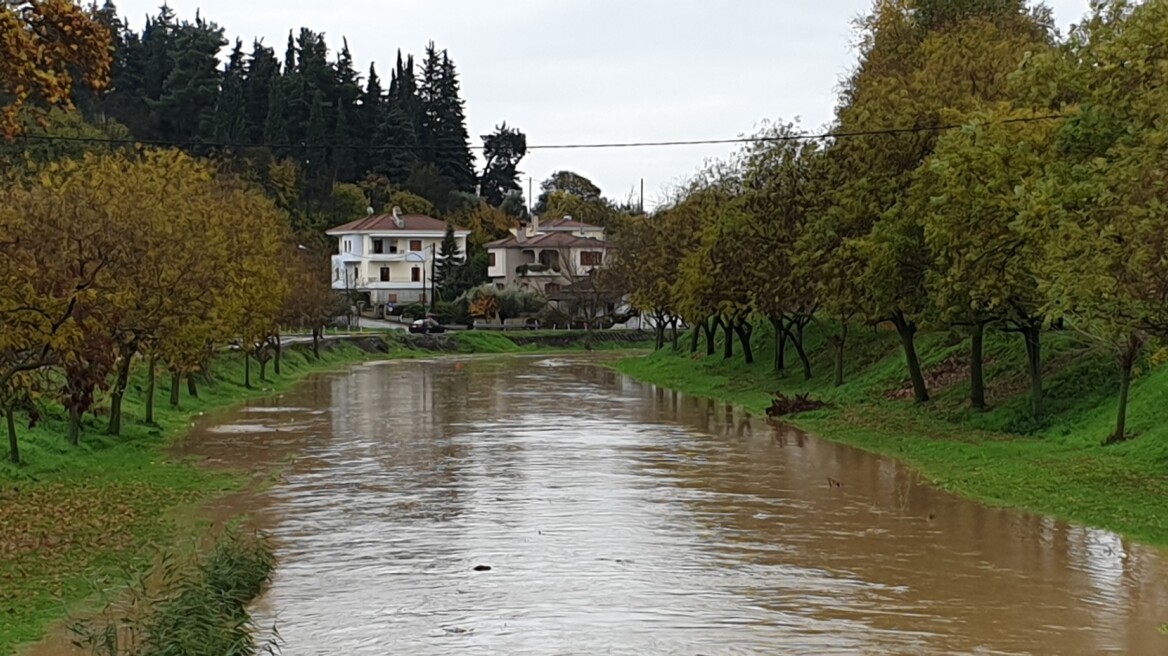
179,355,1168,655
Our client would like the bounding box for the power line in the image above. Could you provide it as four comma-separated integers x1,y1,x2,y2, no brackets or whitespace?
10,114,1067,152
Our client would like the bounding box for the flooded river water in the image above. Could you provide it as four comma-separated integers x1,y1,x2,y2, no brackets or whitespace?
182,356,1168,655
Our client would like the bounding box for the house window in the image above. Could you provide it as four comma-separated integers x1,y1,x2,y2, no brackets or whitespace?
409,239,422,252
545,283,561,295
580,251,602,266
334,268,340,281
389,240,399,254
489,252,496,267
411,267,421,282
373,239,384,254
379,267,390,282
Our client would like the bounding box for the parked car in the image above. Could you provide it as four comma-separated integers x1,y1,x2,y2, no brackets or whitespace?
409,318,446,334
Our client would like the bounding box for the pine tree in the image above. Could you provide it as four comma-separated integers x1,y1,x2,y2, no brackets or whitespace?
480,122,527,205
243,41,279,145
264,77,290,152
433,224,463,301
213,40,247,146
151,13,226,145
333,105,356,182
356,62,383,176
418,43,476,193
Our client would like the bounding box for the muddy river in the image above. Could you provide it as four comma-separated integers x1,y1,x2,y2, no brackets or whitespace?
182,355,1168,655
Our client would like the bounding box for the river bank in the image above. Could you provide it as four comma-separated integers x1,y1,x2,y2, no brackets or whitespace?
2,329,654,655
616,322,1168,548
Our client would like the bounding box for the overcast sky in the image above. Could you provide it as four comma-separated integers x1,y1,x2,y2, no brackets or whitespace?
117,0,1091,209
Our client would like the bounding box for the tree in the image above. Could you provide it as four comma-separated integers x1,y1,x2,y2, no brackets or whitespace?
0,0,113,138
432,225,464,302
480,122,527,205
418,42,476,192
534,170,601,214
150,13,225,145
741,121,824,379
917,110,1056,411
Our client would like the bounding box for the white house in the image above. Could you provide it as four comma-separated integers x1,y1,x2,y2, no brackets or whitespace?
485,215,608,295
327,206,469,306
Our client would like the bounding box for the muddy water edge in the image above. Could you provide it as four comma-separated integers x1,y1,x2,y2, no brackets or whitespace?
58,355,1168,654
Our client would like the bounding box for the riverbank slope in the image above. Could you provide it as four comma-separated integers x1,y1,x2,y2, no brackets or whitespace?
616,322,1168,547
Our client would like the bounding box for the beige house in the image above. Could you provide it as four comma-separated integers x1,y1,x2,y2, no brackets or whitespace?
486,215,608,295
328,207,469,306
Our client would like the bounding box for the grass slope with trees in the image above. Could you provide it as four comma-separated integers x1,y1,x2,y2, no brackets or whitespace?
609,0,1168,545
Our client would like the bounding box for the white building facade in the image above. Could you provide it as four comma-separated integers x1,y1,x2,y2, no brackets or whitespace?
328,207,469,306
485,215,608,295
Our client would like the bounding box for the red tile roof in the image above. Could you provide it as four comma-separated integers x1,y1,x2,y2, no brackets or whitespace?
326,214,467,234
486,232,606,249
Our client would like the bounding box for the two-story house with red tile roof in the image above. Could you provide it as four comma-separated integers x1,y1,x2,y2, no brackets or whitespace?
327,206,470,306
485,215,608,296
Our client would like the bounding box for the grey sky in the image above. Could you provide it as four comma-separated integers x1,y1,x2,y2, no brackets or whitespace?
117,0,1091,209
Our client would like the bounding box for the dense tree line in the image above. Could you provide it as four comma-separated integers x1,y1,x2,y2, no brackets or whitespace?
61,2,530,226
610,0,1168,444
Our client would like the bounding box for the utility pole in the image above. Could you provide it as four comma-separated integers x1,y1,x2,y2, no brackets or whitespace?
528,176,534,215
640,178,644,214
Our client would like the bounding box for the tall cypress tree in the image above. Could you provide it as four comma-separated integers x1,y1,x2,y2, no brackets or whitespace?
433,224,463,301
264,77,290,152
212,39,247,146
356,62,383,176
419,43,476,193
151,13,226,145
243,40,278,145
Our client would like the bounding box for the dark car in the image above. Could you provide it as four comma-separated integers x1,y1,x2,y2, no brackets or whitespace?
409,318,446,334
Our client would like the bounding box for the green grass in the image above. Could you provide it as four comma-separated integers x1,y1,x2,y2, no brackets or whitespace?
617,321,1168,546
0,342,379,655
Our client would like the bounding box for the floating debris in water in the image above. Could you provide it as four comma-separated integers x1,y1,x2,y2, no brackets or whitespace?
473,564,492,572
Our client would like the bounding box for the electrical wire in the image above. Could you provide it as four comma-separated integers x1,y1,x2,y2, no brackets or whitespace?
10,114,1067,151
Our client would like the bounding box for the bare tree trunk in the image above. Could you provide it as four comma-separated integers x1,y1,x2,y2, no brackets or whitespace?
892,311,929,403
273,334,282,375
144,352,157,425
107,346,134,436
1108,332,1143,445
68,407,81,446
832,323,848,387
735,321,754,364
187,374,199,398
312,327,322,360
689,323,700,353
6,403,18,464
244,352,251,389
1021,326,1043,418
769,316,785,374
169,371,181,407
720,318,734,360
670,318,679,350
970,322,986,410
704,317,716,355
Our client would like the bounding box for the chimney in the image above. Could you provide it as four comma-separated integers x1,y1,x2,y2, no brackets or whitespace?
391,205,404,229
526,216,537,238
515,222,526,243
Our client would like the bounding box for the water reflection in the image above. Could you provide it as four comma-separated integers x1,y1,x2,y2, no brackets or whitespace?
179,355,1168,655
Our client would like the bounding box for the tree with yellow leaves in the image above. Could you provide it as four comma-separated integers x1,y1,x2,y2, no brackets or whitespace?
1,0,113,139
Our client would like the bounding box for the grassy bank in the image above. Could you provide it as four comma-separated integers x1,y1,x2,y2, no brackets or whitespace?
0,340,384,655
616,321,1168,546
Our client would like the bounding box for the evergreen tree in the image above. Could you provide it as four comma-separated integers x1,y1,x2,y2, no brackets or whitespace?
356,62,384,175
372,103,419,183
263,77,290,152
151,13,226,145
303,89,331,198
333,105,356,182
480,122,527,205
212,40,246,145
243,41,279,145
418,43,476,192
433,224,464,301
